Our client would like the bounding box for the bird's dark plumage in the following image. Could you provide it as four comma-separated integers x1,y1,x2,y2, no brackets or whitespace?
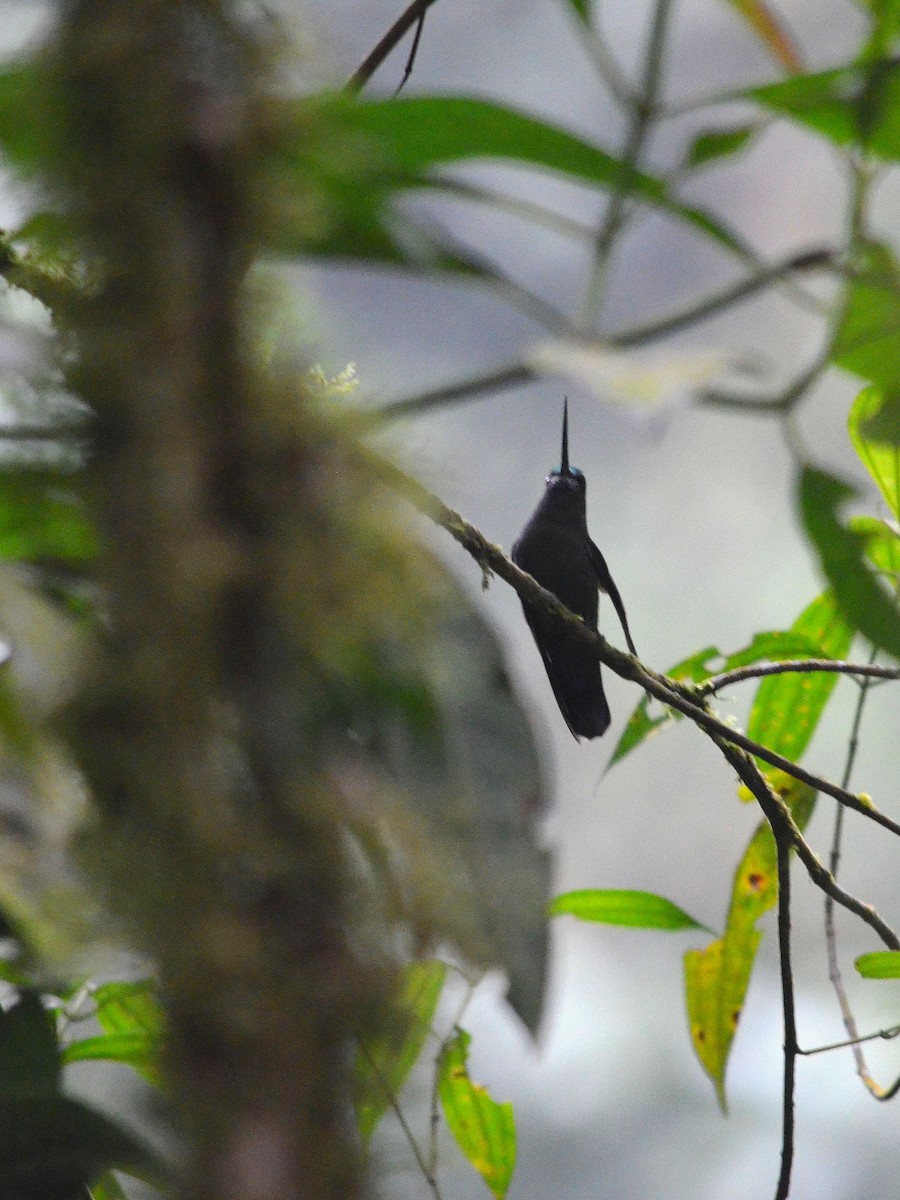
511,401,636,740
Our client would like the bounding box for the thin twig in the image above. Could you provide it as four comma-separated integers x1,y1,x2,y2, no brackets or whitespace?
610,249,838,348
394,11,426,95
774,829,796,1200
378,362,534,422
700,658,900,695
578,0,673,328
799,1024,900,1056
346,0,441,94
358,1043,445,1200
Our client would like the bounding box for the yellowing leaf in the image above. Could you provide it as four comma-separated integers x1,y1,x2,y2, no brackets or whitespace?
721,0,803,73
439,1029,515,1200
685,780,815,1107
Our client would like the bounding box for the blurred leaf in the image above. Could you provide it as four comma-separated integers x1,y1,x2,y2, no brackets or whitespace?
855,950,900,978
563,0,591,22
527,342,730,409
61,979,165,1086
280,94,750,261
549,889,710,931
439,1028,515,1200
609,631,819,768
747,590,854,765
799,467,900,661
851,514,900,576
749,58,900,159
62,1033,162,1087
685,124,757,168
0,991,60,1095
685,781,816,1108
355,959,446,1143
849,388,900,519
0,471,97,565
88,1172,130,1200
0,61,54,173
719,0,803,72
93,979,163,1041
367,568,550,1035
833,245,900,399
0,1093,167,1199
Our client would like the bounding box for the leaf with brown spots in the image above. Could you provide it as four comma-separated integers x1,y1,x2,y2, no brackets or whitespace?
439,1028,516,1200
684,780,816,1108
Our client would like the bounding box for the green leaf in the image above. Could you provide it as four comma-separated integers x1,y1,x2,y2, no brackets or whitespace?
549,889,711,931
799,467,900,661
282,94,750,261
833,245,900,399
0,471,98,565
609,631,820,769
720,0,803,73
855,950,900,978
0,992,60,1096
685,780,816,1108
63,980,164,1086
849,388,900,520
355,959,446,1143
93,980,163,1041
851,515,900,577
439,1029,515,1200
749,58,900,159
62,1033,162,1087
746,590,854,764
685,124,757,169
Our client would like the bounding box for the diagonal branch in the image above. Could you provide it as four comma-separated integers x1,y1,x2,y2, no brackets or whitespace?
383,464,900,947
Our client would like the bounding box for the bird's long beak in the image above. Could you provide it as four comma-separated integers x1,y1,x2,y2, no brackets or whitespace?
560,398,569,475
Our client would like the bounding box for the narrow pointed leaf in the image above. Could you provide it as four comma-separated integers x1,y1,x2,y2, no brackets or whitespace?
293,95,750,258
849,387,900,516
355,959,446,1143
747,590,854,764
855,950,900,978
720,0,803,73
685,124,757,168
685,780,816,1107
799,468,900,660
549,888,710,931
62,1033,163,1086
749,58,900,159
439,1029,515,1200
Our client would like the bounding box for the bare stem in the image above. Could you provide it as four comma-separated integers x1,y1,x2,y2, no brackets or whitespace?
774,830,796,1200
700,659,900,695
347,0,442,93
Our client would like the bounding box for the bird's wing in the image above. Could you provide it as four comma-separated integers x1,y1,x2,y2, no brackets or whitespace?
587,539,637,657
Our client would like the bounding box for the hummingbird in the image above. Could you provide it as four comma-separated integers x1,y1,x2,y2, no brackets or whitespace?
512,401,636,740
